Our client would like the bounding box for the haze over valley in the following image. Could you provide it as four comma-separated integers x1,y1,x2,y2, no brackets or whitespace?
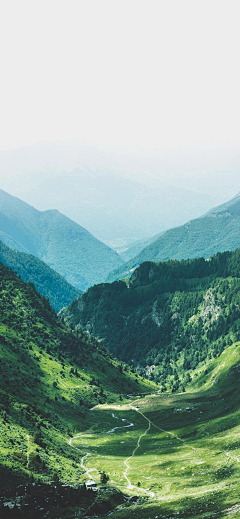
0,142,240,248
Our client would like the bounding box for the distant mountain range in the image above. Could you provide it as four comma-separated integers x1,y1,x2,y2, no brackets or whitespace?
1,141,240,247
0,189,123,291
107,193,240,282
0,240,81,312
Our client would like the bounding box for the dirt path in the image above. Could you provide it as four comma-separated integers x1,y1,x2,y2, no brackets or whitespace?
123,412,155,498
134,404,185,443
58,380,82,390
68,411,135,484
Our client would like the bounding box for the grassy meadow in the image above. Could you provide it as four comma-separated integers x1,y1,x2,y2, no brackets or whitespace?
67,343,240,518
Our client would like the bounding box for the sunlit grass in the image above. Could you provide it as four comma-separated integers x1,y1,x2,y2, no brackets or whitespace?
63,344,240,517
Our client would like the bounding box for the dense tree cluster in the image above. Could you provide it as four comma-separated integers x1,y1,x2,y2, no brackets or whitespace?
62,249,240,389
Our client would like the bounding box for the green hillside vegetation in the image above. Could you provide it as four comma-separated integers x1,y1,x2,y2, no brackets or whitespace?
0,231,29,253
0,189,123,291
61,248,240,392
0,240,81,312
2,259,240,517
0,261,156,517
60,343,240,519
107,193,240,283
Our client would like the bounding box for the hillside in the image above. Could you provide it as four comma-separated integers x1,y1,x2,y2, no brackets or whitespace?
107,192,240,282
61,249,240,391
0,261,156,516
3,260,240,518
0,189,123,291
0,240,81,312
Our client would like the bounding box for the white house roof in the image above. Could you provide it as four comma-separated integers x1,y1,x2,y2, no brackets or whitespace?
86,480,97,486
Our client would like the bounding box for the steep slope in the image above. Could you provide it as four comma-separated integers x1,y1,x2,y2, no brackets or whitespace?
0,261,156,505
107,193,240,282
0,240,81,312
61,249,240,390
0,189,123,290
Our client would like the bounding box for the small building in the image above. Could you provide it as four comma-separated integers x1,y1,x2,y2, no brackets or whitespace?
86,480,97,489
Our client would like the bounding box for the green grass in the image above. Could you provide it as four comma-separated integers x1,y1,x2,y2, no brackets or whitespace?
0,261,157,497
2,262,240,518
61,343,240,518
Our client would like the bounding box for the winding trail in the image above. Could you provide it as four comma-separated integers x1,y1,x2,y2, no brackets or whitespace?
123,412,154,498
65,389,240,518
68,411,135,485
81,452,93,480
68,398,189,499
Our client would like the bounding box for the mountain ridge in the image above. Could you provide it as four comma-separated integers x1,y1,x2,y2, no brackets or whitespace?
0,189,123,291
107,192,240,283
0,240,81,312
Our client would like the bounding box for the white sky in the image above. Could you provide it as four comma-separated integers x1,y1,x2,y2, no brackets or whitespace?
1,0,240,150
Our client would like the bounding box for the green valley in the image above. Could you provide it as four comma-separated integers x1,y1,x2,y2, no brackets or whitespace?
67,344,240,518
2,250,240,517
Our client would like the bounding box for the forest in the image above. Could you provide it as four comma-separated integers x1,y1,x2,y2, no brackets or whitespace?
61,249,240,391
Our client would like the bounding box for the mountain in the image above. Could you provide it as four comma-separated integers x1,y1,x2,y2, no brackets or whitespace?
107,192,240,282
0,240,81,312
60,248,240,388
2,141,240,247
0,189,123,291
0,261,156,515
2,259,240,518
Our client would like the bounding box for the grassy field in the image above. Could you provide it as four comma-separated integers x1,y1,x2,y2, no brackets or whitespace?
66,343,240,518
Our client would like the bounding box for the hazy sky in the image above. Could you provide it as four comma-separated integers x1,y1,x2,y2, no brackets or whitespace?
1,0,240,150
